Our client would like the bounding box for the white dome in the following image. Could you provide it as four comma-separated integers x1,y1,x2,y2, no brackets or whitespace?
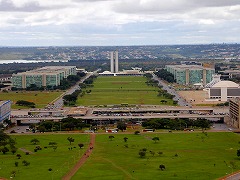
212,81,239,88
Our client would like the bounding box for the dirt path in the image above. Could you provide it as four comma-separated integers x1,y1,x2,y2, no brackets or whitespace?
62,133,96,180
102,158,135,179
19,148,34,154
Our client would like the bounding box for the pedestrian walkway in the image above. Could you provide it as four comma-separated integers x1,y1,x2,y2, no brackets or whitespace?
62,133,96,180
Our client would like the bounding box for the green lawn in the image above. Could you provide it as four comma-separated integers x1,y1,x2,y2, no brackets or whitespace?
0,91,63,109
73,132,240,180
77,76,173,106
1,132,240,180
0,134,89,180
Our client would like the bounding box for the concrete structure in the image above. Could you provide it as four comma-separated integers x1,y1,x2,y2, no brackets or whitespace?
229,98,240,128
12,66,76,89
205,74,221,88
110,51,119,73
165,65,215,86
99,68,144,76
0,100,11,123
207,81,240,101
67,107,88,117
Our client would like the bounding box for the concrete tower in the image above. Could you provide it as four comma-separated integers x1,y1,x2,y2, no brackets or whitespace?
110,51,118,73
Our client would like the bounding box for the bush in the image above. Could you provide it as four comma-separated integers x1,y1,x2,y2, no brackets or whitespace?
22,160,30,166
134,131,140,135
16,154,21,159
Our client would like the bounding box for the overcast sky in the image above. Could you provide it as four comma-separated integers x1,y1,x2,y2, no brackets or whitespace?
0,0,240,46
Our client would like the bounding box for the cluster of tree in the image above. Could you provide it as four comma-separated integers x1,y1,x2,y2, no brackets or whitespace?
142,118,211,130
55,72,86,90
16,100,35,108
63,89,82,106
0,131,17,155
158,89,175,99
216,102,229,106
154,69,175,83
83,75,97,85
36,117,90,132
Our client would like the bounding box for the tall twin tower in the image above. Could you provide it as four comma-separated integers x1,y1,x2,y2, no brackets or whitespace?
110,51,119,73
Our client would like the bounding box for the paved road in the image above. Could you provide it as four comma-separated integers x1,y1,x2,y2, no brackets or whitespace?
152,74,191,107
47,70,98,110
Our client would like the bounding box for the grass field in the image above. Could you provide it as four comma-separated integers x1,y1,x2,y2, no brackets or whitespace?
0,134,89,180
0,91,63,109
77,76,174,106
1,132,240,179
73,132,240,180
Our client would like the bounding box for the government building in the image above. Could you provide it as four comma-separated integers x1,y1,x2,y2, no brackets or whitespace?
229,98,240,128
0,100,11,123
165,65,215,86
12,66,76,89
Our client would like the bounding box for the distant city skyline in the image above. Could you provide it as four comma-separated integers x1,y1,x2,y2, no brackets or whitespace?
0,0,240,46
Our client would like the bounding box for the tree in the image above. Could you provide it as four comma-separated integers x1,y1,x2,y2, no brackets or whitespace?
237,149,240,158
67,137,75,145
139,149,147,158
16,154,21,159
134,131,140,135
11,170,16,177
117,122,127,132
78,143,84,149
22,160,30,166
152,137,159,143
123,137,128,142
1,146,9,154
30,138,40,145
15,100,35,108
150,150,155,156
52,146,57,151
49,142,57,147
159,164,166,170
11,147,17,155
109,135,114,141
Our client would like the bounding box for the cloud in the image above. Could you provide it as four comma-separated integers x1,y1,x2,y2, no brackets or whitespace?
0,0,64,12
0,0,240,45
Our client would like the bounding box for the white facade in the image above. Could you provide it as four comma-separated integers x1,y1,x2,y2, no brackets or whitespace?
207,81,240,101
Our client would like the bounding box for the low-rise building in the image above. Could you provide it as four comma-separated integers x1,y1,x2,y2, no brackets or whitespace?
12,66,76,89
165,65,215,86
229,98,240,128
207,81,240,101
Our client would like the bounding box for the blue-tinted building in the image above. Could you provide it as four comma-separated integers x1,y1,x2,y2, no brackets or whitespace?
0,100,11,123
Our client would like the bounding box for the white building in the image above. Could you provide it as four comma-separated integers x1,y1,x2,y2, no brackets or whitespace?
110,51,119,73
207,81,240,101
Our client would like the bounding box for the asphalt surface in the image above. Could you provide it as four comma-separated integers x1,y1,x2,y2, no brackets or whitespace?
47,71,97,109
152,74,191,107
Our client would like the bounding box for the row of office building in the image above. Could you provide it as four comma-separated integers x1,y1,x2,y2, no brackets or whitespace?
12,66,76,89
165,65,215,86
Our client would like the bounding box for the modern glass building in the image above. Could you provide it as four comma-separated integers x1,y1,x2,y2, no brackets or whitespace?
12,66,76,89
0,100,11,123
165,65,215,86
